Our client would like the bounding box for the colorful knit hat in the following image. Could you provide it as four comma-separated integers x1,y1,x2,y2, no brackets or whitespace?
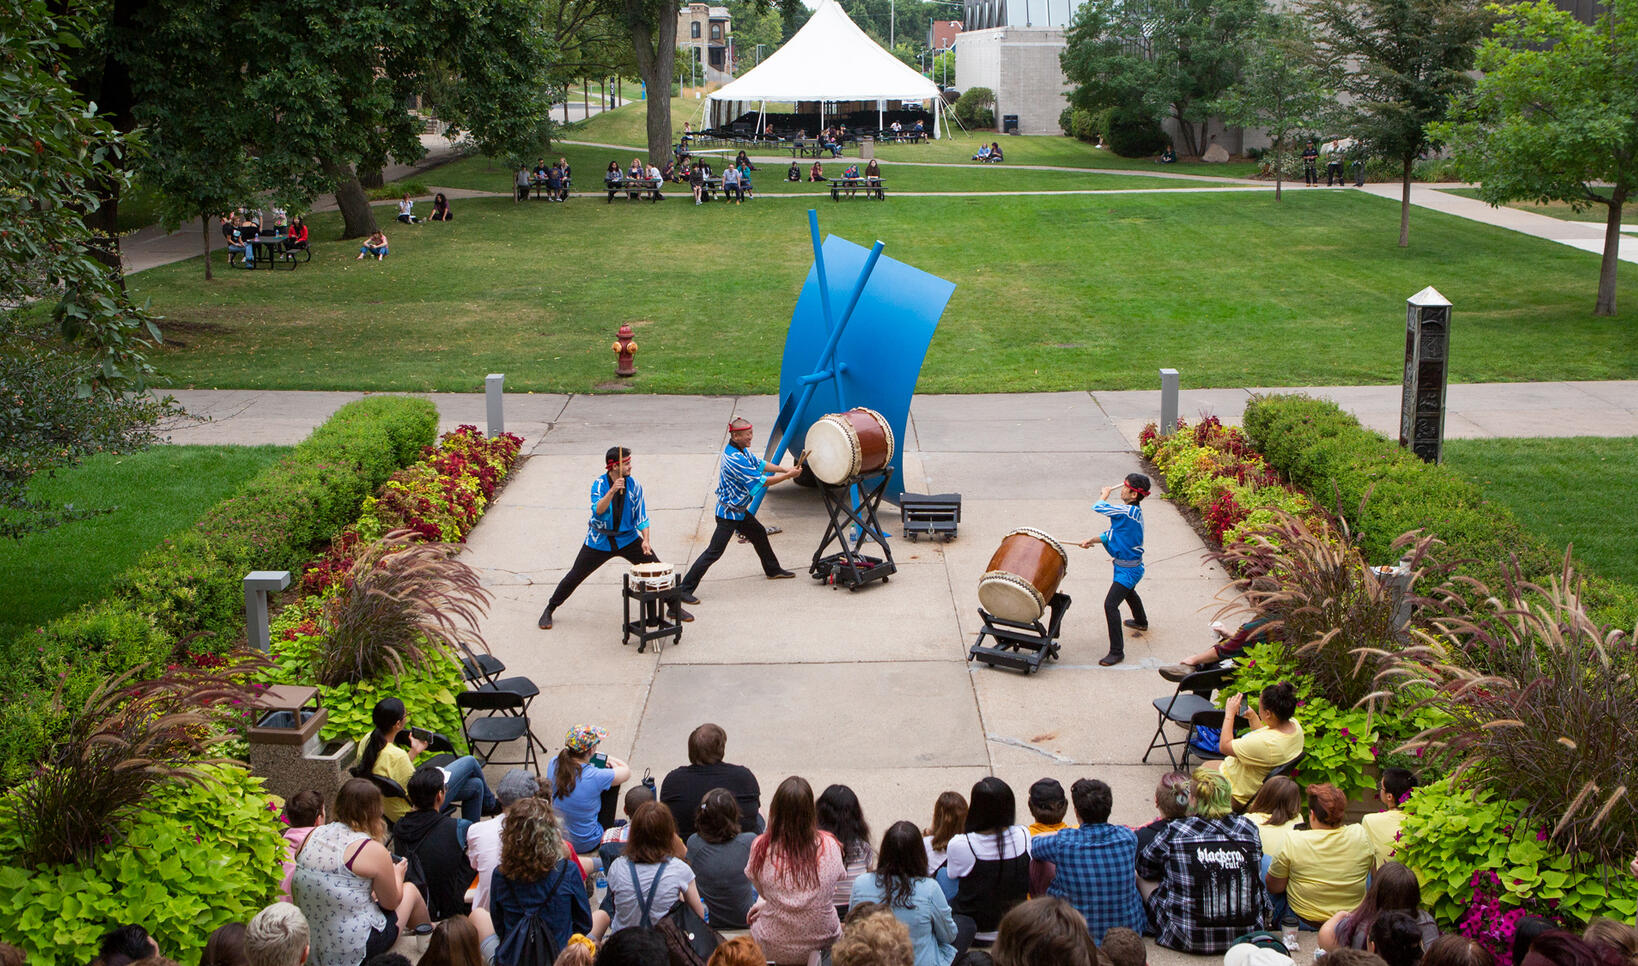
564,724,607,753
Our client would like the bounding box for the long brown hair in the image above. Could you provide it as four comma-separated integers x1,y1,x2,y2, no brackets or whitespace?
1245,776,1302,827
1337,862,1423,947
627,801,679,864
749,776,824,891
333,778,388,843
553,747,588,799
925,791,967,851
421,915,485,966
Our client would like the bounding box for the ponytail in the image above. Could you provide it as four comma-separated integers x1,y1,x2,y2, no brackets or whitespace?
553,748,581,799
353,697,406,778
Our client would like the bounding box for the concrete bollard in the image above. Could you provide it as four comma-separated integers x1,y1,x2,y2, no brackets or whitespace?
486,373,505,438
1159,368,1180,436
244,570,291,652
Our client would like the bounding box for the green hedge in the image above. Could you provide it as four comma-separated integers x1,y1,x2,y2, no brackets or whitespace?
1242,394,1636,627
0,397,438,789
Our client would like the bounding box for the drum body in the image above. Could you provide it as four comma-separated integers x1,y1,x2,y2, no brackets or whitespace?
631,562,676,591
804,408,895,485
977,528,1068,623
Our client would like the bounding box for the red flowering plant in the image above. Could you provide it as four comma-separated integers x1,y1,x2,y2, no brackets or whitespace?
354,427,523,545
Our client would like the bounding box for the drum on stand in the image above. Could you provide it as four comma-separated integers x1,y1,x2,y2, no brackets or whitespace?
630,562,676,591
803,408,895,485
977,528,1069,623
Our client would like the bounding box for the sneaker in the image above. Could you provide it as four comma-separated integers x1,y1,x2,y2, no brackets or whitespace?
538,608,554,630
1123,619,1149,631
675,608,694,623
1159,663,1197,682
767,569,797,580
1098,652,1125,667
678,591,701,605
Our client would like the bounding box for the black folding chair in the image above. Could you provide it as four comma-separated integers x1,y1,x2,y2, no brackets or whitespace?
1267,745,1308,780
456,689,539,770
1181,708,1251,770
1143,664,1235,770
452,641,546,753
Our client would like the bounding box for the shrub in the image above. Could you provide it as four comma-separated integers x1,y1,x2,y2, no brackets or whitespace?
954,86,996,128
1107,105,1168,158
1061,107,1098,142
0,764,285,966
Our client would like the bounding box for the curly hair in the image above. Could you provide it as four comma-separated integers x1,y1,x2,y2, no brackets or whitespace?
499,797,567,882
706,936,767,966
832,909,913,966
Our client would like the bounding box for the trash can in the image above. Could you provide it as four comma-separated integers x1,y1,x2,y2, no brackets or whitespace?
860,137,875,160
1003,115,1020,135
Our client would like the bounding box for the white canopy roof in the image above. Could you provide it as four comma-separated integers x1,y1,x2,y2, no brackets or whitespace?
706,0,941,126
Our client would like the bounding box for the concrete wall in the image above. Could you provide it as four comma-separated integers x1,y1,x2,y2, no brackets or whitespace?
954,27,1068,136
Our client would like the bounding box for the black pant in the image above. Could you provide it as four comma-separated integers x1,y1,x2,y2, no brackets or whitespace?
1304,162,1318,185
544,539,657,613
1103,580,1147,656
681,514,782,592
1327,160,1343,186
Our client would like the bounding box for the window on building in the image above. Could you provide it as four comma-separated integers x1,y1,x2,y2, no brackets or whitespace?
710,23,721,39
691,21,701,37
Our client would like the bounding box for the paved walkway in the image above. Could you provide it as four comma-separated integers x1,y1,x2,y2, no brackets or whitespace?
1359,182,1638,264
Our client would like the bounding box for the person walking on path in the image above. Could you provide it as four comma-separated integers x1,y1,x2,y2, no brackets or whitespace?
1080,474,1149,667
539,446,691,629
678,417,802,605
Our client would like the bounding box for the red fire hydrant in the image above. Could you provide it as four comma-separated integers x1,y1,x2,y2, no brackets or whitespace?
612,323,639,377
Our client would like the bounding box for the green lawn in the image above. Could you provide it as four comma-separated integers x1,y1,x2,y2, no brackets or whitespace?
0,445,291,642
134,188,1636,393
1437,187,1620,225
1444,437,1638,587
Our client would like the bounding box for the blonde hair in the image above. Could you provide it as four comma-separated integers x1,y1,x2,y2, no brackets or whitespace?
832,910,913,966
551,938,596,966
246,902,309,966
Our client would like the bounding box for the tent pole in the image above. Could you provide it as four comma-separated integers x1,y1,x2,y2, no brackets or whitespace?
759,100,766,134
877,99,883,133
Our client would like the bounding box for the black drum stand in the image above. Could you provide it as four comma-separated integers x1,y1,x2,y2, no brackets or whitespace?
968,592,1072,674
810,468,897,591
622,573,683,653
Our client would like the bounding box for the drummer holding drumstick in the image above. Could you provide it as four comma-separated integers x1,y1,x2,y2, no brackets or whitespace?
538,446,691,630
677,416,804,605
1078,473,1151,667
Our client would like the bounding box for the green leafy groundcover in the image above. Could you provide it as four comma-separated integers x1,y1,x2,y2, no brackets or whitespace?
0,765,284,966
1227,642,1383,797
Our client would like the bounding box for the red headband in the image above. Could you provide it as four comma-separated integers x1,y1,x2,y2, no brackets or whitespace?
728,418,752,433
1127,483,1149,496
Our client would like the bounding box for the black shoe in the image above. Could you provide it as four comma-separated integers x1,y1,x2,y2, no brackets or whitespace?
678,591,700,605
1123,619,1149,631
675,608,695,623
538,608,554,630
1099,652,1125,667
767,569,797,579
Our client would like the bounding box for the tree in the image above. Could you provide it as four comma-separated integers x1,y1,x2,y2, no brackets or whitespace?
1213,11,1337,201
1431,0,1636,315
1060,0,1261,157
611,0,681,165
1,0,172,537
1310,0,1491,246
426,0,565,165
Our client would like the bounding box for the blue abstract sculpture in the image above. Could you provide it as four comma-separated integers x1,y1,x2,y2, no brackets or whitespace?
761,211,957,502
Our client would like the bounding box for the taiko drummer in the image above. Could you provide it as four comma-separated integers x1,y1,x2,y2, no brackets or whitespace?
538,446,691,630
678,417,803,604
1078,472,1151,666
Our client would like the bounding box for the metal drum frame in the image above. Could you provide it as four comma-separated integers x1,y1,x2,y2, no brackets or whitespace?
809,467,897,591
968,592,1072,674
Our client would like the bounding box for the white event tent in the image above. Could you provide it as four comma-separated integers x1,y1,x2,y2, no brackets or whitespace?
704,0,944,138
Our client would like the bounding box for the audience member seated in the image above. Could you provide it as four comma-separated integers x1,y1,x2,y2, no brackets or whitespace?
430,193,452,221
687,788,760,929
395,765,480,921
628,157,645,179
1319,862,1439,953
1133,772,1188,853
787,161,802,182
1026,779,1070,838
1101,927,1147,966
833,904,916,966
946,777,1030,952
923,791,968,888
1159,146,1177,163
245,902,309,966
490,796,593,957
396,194,420,224
1369,911,1428,966
1362,768,1417,865
663,724,763,840
352,697,496,824
690,163,708,205
1421,935,1497,966
645,162,664,199
596,927,671,966
98,925,160,966
1265,783,1374,928
723,164,743,203
357,230,389,261
545,723,630,858
284,218,310,252
467,768,540,910
662,159,677,182
290,778,430,966
1585,920,1638,966
988,142,1004,163
227,226,254,268
1514,916,1558,966
991,897,1099,966
747,776,848,965
594,801,706,942
1206,681,1304,807
709,936,770,966
1159,614,1272,681
420,912,498,966
972,145,992,163
735,150,757,171
546,165,564,202
865,159,883,184
279,789,325,902
1136,769,1267,954
850,820,958,966
1027,778,1145,945
820,784,876,919
737,161,755,198
200,922,247,966
1244,776,1303,877
809,161,825,182
842,163,861,183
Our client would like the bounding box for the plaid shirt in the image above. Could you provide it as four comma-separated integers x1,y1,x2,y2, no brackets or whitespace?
1028,824,1146,943
1136,815,1270,954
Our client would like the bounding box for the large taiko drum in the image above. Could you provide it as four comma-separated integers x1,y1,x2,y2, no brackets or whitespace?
804,408,895,485
978,528,1069,623
630,562,676,591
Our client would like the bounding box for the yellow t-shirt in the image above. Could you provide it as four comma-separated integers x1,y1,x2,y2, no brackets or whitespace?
1361,809,1405,864
367,742,415,823
1028,821,1071,837
1221,722,1305,805
1268,824,1375,923
1247,812,1300,863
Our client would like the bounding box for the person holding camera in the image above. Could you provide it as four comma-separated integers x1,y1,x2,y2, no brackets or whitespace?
547,724,632,855
1204,682,1304,808
353,697,499,825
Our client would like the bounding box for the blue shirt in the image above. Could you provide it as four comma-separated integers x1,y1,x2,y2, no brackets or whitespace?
586,474,650,551
1029,824,1147,943
850,874,958,966
715,445,766,521
1093,499,1145,588
543,759,617,851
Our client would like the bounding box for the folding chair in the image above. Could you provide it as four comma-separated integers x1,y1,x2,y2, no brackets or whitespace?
1180,708,1251,770
1267,746,1308,780
456,689,539,770
1143,664,1235,770
452,641,546,753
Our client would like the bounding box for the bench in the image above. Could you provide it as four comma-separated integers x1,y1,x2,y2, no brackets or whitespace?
530,177,572,200
228,236,304,270
829,178,885,201
606,178,665,202
790,142,831,159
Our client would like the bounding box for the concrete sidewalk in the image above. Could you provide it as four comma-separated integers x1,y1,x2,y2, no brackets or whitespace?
1359,182,1638,264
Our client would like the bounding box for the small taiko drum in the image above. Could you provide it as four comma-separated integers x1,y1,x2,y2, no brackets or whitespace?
978,528,1069,623
630,562,676,591
804,407,895,485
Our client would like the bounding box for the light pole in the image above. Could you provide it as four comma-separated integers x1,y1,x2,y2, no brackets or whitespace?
755,42,767,65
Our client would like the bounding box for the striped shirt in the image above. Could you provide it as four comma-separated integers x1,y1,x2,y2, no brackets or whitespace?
715,445,766,521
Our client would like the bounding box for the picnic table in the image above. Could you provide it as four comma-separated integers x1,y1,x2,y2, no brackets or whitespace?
829,178,885,201
791,141,842,159
231,233,307,270
606,178,665,202
530,176,572,200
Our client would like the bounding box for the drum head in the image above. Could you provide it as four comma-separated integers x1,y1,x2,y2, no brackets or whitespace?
978,571,1046,623
804,416,859,485
1007,527,1069,572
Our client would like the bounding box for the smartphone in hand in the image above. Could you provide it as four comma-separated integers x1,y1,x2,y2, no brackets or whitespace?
590,752,609,769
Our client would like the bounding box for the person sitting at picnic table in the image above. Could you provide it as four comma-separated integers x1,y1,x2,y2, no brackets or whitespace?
227,225,253,268
429,193,452,221
533,159,550,184
989,142,1004,163
737,160,755,199
629,156,645,179
646,162,664,199
723,164,743,204
913,119,925,136
809,160,825,182
827,130,843,158
357,230,388,261
890,120,903,134
864,159,882,184
285,218,310,251
973,144,992,162
735,150,757,171
690,163,707,205
787,161,802,182
545,164,564,202
842,163,861,184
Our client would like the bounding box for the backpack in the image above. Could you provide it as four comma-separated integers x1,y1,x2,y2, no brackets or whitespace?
624,857,722,966
494,863,572,966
